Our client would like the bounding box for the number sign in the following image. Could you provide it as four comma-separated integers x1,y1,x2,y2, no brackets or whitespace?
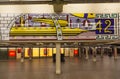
95,19,114,34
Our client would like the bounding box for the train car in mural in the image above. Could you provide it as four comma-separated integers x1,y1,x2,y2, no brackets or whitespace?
9,13,96,36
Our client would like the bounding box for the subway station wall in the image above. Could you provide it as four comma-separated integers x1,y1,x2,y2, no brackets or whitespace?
0,3,120,13
63,3,120,13
0,3,120,41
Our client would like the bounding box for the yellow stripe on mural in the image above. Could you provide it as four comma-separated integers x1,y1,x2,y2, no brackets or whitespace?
10,27,87,36
71,13,84,18
87,13,96,18
71,13,95,18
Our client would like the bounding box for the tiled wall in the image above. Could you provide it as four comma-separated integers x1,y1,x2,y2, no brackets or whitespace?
0,13,20,40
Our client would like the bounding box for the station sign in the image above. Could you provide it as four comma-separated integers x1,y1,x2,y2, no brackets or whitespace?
95,13,119,40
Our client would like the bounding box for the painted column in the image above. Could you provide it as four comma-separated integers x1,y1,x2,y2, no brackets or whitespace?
101,47,104,58
21,47,24,62
79,47,82,58
85,47,89,60
92,47,96,62
16,48,22,59
56,43,61,74
28,47,32,60
114,46,117,59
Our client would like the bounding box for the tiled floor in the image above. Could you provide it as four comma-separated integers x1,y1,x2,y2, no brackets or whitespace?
0,56,120,79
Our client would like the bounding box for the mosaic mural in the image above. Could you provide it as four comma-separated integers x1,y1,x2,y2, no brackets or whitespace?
0,13,119,41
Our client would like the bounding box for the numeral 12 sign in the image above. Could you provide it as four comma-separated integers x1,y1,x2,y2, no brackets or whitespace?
95,19,114,34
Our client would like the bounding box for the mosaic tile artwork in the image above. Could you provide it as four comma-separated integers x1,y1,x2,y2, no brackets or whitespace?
0,13,119,41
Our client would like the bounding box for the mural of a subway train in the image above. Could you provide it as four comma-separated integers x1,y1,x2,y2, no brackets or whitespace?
10,13,96,36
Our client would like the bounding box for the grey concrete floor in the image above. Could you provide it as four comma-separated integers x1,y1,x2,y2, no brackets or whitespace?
0,56,120,79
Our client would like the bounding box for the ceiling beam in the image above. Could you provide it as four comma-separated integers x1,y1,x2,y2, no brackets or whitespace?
0,40,114,43
0,0,119,5
0,1,53,4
